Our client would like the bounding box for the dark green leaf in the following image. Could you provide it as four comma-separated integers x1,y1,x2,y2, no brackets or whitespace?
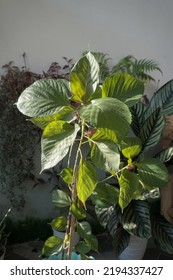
152,215,173,254
17,79,71,117
52,189,71,208
139,108,165,152
113,225,130,256
75,241,91,254
121,200,151,238
95,206,114,228
155,147,173,163
130,102,146,135
91,183,119,208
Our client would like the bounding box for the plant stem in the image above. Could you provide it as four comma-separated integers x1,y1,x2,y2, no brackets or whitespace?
66,119,85,259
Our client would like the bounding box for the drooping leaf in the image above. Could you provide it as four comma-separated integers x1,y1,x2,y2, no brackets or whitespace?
41,121,80,171
155,147,173,163
121,200,151,238
144,79,173,119
136,158,168,188
59,168,73,185
113,225,130,256
139,108,165,152
120,136,142,159
76,159,97,205
130,101,146,135
79,98,131,139
17,79,71,117
31,106,75,129
102,73,144,107
118,169,140,211
70,52,99,103
91,183,119,208
50,216,67,232
41,236,63,257
152,215,173,254
90,140,120,172
52,189,71,208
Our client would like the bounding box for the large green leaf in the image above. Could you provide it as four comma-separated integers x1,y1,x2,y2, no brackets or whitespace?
118,169,140,211
31,106,75,129
120,136,142,159
102,73,144,107
130,101,146,135
41,121,79,171
70,52,99,103
113,225,130,256
121,200,151,238
152,215,173,254
79,98,131,139
17,79,71,117
144,79,173,120
139,108,165,152
76,159,97,205
52,189,71,208
136,158,168,188
90,140,120,172
107,205,122,237
91,183,119,208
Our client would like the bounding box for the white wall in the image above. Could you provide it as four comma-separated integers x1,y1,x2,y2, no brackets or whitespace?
0,0,173,86
1,0,173,219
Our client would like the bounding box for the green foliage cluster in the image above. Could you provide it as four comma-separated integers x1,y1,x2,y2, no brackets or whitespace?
16,51,173,259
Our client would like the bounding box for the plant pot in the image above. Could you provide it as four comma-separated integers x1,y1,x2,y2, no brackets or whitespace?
118,235,148,260
0,246,6,260
52,229,80,246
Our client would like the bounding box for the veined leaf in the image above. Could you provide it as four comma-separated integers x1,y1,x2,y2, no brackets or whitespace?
130,101,146,135
113,226,130,256
41,121,79,171
120,136,142,159
118,169,140,211
102,73,144,107
139,108,165,152
95,206,114,228
155,147,173,163
91,127,118,143
52,189,71,208
107,205,122,237
79,98,131,139
77,159,97,205
90,140,120,172
17,79,71,117
31,106,75,129
50,216,67,232
151,215,173,254
144,79,173,120
121,200,151,238
70,52,99,103
136,158,168,188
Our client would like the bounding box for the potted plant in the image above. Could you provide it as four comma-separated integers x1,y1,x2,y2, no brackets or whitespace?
95,79,173,259
0,208,11,260
16,51,168,259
